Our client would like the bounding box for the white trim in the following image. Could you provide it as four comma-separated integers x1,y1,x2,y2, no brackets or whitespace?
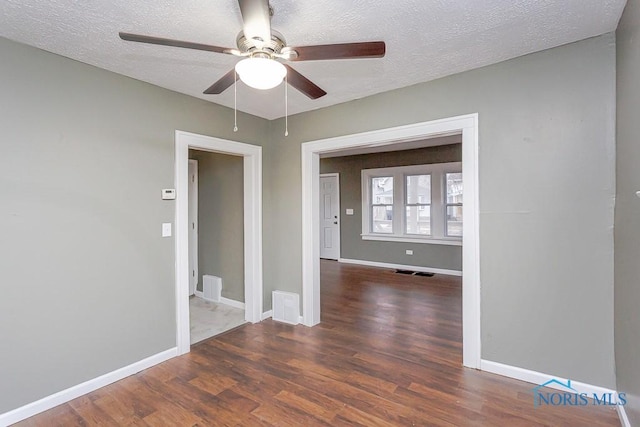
220,297,245,310
480,360,617,398
361,234,462,246
0,348,177,426
193,290,245,308
175,131,263,356
302,114,481,368
461,114,481,369
319,173,341,260
265,308,309,327
339,258,462,277
618,404,631,427
188,159,199,296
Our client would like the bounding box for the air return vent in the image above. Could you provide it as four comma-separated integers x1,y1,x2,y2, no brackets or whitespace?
272,291,300,325
202,275,222,302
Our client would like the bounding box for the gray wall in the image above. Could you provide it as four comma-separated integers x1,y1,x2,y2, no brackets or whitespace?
0,37,268,413
266,34,616,388
320,143,462,271
189,150,244,301
615,0,640,422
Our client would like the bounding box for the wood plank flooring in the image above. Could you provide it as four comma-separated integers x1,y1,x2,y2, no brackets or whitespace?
16,260,620,426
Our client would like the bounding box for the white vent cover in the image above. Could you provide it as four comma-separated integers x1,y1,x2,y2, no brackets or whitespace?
272,291,300,325
202,275,222,302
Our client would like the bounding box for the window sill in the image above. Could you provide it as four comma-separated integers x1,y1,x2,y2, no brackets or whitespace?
361,234,462,246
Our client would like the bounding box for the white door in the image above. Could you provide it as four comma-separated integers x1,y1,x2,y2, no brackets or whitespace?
320,173,340,260
188,160,198,296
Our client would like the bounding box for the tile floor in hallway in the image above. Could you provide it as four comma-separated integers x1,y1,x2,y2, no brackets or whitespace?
189,295,246,344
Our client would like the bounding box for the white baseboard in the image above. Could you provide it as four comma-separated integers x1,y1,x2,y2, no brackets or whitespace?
260,310,303,325
480,360,617,399
220,297,245,310
0,348,177,427
338,258,462,277
618,404,631,427
194,290,207,300
194,291,245,310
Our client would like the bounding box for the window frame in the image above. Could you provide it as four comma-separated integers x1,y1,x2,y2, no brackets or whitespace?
361,162,462,245
444,172,463,237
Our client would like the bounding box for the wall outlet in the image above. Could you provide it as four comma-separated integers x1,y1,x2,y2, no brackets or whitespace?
405,249,413,255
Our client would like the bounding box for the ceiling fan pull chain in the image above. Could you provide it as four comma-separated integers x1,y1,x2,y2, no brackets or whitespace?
284,74,289,137
233,69,238,132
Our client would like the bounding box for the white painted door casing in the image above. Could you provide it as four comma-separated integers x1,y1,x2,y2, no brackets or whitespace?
188,160,198,296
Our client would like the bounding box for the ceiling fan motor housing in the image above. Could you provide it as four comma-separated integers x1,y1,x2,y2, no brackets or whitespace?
236,30,286,59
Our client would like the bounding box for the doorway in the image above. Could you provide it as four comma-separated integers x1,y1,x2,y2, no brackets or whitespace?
301,114,480,369
188,150,247,344
175,131,263,355
319,173,340,260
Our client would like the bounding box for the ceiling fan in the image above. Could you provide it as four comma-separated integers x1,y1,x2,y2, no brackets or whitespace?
119,0,386,100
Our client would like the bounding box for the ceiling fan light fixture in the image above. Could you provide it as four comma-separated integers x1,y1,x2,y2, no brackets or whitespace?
235,57,287,90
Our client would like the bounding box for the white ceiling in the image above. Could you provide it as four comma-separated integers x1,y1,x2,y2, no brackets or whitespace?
0,0,626,120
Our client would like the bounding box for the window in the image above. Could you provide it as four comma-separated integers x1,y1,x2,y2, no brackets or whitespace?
405,174,431,235
371,176,393,233
445,173,463,237
362,163,462,244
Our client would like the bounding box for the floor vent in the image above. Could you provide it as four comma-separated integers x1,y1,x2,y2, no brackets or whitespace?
272,291,300,325
395,269,435,277
202,275,222,302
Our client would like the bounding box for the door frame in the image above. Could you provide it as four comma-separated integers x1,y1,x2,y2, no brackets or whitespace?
319,173,341,260
301,113,481,369
175,130,263,355
188,159,198,296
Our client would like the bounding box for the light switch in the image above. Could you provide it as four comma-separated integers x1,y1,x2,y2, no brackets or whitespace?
346,209,354,215
162,223,172,237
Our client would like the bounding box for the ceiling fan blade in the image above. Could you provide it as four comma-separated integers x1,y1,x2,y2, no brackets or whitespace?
237,0,272,45
284,65,327,99
285,41,386,61
119,32,232,54
203,69,238,94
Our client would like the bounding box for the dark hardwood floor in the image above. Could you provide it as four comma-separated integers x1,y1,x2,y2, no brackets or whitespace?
16,260,619,426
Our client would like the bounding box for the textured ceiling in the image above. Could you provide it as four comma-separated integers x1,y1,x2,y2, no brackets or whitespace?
0,0,626,120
